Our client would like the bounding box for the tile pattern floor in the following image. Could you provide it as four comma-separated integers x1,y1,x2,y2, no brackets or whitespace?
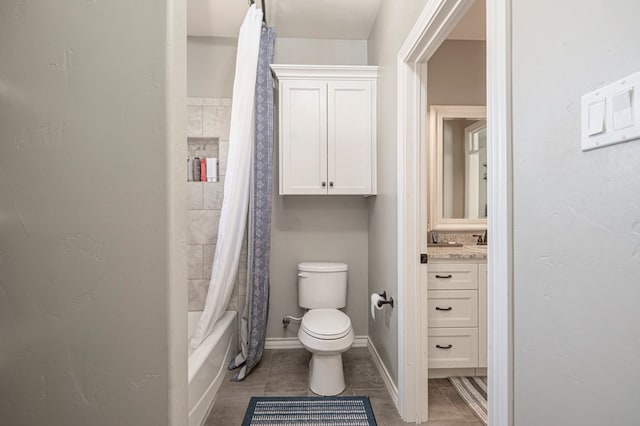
205,348,483,425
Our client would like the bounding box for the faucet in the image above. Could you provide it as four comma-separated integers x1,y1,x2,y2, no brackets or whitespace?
473,230,488,245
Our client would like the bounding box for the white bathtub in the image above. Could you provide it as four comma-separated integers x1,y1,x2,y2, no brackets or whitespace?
188,311,237,426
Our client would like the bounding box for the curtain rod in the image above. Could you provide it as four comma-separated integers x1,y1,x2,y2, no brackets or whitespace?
248,0,267,25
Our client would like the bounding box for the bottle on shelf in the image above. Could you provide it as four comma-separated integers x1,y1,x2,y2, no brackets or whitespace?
193,157,201,181
206,157,218,182
200,157,207,182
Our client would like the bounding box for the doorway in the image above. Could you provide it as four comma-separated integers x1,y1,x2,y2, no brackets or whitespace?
395,0,513,424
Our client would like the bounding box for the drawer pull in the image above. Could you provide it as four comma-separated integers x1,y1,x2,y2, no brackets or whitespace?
436,344,453,350
435,274,453,279
435,306,453,311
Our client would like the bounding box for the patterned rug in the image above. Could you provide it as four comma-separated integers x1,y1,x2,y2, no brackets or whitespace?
448,376,488,425
242,396,377,426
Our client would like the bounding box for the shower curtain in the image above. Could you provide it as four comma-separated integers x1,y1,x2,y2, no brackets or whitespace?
189,4,263,355
229,26,276,381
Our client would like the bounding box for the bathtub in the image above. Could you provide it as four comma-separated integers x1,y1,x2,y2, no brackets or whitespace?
188,311,237,426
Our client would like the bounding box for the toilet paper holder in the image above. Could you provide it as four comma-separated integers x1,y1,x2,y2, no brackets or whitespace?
376,291,394,308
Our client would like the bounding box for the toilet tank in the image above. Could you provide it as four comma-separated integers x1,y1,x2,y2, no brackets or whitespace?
297,262,348,309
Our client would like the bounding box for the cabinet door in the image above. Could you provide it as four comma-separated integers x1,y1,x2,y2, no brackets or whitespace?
279,80,328,195
428,290,478,328
428,328,478,368
478,263,488,368
327,81,373,194
426,263,478,290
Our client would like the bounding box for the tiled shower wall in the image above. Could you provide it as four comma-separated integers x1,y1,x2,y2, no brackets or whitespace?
187,97,247,316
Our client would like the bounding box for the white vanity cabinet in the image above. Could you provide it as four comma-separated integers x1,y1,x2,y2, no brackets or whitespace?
271,65,378,196
427,261,487,371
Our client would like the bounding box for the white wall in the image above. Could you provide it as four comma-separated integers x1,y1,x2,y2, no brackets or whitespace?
366,0,430,385
0,1,187,425
512,0,640,424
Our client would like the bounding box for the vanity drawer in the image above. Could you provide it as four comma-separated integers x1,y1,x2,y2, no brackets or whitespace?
428,328,478,369
427,263,478,290
427,290,478,328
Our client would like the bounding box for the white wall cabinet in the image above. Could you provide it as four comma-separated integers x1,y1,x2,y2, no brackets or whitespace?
272,65,377,195
427,262,487,371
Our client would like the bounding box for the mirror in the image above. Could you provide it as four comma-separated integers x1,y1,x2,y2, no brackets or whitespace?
429,105,487,231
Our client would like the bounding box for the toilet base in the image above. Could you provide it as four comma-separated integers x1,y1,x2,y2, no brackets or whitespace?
308,353,346,396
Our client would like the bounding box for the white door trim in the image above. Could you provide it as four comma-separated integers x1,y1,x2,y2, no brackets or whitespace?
396,0,513,424
486,0,514,424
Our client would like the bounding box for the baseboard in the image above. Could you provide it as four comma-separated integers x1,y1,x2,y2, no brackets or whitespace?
367,337,399,411
264,335,369,350
428,367,486,379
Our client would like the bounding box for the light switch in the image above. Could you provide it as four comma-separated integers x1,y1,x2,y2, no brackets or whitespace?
582,70,640,151
613,88,634,130
588,99,606,136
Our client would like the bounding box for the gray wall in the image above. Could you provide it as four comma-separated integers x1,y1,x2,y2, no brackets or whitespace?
366,0,430,385
427,40,486,106
188,37,237,98
0,1,187,425
512,0,640,424
187,37,371,338
187,37,367,98
268,197,369,338
268,38,370,339
274,38,368,65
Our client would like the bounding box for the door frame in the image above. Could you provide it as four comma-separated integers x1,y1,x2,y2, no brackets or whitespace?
396,0,513,424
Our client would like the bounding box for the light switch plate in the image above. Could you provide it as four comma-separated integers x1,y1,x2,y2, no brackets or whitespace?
581,70,640,151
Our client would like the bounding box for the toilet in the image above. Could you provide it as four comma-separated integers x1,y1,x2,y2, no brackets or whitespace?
297,261,354,396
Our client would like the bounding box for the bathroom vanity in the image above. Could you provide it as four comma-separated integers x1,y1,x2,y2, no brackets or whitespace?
425,103,488,378
426,247,487,378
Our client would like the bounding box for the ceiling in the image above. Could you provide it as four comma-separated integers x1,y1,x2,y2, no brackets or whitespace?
187,0,485,41
188,0,383,39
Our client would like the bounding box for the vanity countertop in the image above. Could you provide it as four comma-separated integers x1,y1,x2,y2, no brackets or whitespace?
428,245,487,260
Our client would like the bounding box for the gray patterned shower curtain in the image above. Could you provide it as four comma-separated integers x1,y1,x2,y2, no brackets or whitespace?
228,25,275,381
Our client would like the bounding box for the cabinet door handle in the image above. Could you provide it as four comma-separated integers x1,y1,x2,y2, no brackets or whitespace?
321,181,326,188
436,344,453,350
435,306,452,311
435,274,453,279
329,181,334,188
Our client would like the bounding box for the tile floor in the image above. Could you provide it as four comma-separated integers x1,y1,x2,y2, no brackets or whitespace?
205,348,483,425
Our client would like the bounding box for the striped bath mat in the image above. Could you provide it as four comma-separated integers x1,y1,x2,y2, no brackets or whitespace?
448,376,487,424
242,396,377,426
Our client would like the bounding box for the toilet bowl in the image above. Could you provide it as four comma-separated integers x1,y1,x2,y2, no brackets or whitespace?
296,262,353,396
298,308,354,396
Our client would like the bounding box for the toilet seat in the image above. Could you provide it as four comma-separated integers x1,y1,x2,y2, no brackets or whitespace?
301,309,352,340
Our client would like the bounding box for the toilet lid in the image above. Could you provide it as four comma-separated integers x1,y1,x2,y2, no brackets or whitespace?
301,309,352,340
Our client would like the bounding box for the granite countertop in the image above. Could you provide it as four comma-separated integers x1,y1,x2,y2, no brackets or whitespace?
428,245,488,260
